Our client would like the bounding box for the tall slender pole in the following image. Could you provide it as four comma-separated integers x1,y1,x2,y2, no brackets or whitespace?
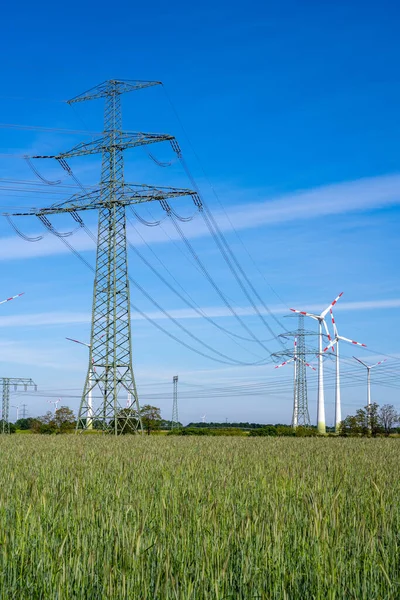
335,341,341,432
87,370,93,430
367,367,371,407
317,320,326,434
292,356,298,428
172,375,179,429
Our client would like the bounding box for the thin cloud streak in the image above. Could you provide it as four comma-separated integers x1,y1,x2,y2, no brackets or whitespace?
0,298,399,328
0,173,400,260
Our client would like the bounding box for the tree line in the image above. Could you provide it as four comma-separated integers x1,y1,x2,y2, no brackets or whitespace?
4,401,399,436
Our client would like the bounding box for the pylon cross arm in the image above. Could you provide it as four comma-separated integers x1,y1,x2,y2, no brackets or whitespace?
67,80,162,105
32,132,175,160
5,184,197,217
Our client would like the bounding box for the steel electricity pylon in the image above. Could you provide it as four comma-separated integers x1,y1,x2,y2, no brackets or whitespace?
172,375,179,429
273,315,319,428
294,315,312,427
8,80,197,435
1,378,37,433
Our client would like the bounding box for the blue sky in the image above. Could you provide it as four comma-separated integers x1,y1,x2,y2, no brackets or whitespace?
0,0,399,425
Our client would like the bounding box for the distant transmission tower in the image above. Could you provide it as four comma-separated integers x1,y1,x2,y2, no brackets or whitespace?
295,315,311,427
21,404,28,419
171,375,179,429
273,314,317,428
8,80,197,435
0,378,37,434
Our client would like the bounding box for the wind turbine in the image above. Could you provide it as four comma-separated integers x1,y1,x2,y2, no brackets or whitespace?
275,337,316,428
48,398,61,415
201,414,206,423
66,337,94,429
290,292,343,434
325,310,367,432
353,356,387,408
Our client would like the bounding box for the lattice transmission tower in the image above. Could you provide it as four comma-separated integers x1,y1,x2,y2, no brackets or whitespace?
171,375,179,429
294,315,311,426
1,378,37,433
273,315,318,428
8,80,197,435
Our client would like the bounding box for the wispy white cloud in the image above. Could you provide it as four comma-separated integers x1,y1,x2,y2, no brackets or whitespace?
1,173,400,260
0,341,70,369
0,298,399,328
0,311,90,327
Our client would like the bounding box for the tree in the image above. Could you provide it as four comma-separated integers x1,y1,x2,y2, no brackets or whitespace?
54,406,76,432
379,404,399,436
365,402,382,437
140,405,161,435
33,407,76,434
249,426,277,437
15,417,36,430
340,403,385,437
339,415,361,436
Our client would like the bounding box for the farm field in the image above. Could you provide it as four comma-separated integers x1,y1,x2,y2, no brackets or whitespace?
0,436,399,599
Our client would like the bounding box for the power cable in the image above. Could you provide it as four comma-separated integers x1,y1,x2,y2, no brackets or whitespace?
128,215,279,345
174,145,288,340
162,84,291,312
164,207,274,354
126,218,265,359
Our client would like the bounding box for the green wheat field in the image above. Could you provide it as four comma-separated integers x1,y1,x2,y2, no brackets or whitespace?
0,436,399,599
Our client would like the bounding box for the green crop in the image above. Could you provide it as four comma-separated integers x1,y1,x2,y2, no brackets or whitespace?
0,436,398,599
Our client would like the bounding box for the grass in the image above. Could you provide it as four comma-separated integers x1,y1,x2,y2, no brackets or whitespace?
0,436,399,599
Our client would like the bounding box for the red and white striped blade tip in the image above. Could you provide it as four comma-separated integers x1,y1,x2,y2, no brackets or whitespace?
275,359,293,369
0,292,24,305
339,335,366,347
290,308,318,319
373,359,388,367
321,292,344,318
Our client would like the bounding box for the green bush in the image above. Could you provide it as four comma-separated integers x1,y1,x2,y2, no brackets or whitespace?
249,426,277,437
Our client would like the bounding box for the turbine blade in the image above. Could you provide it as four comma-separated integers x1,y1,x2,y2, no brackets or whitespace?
323,339,337,353
275,358,295,369
353,356,369,368
0,292,24,306
330,309,338,337
320,292,344,318
66,337,90,348
322,319,333,348
338,335,366,348
290,308,318,319
299,358,317,371
370,359,388,368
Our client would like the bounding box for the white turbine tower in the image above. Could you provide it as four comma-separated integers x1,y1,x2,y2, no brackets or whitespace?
353,356,387,408
274,337,316,428
290,292,343,434
48,398,61,415
66,337,94,429
11,404,20,422
326,310,367,432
